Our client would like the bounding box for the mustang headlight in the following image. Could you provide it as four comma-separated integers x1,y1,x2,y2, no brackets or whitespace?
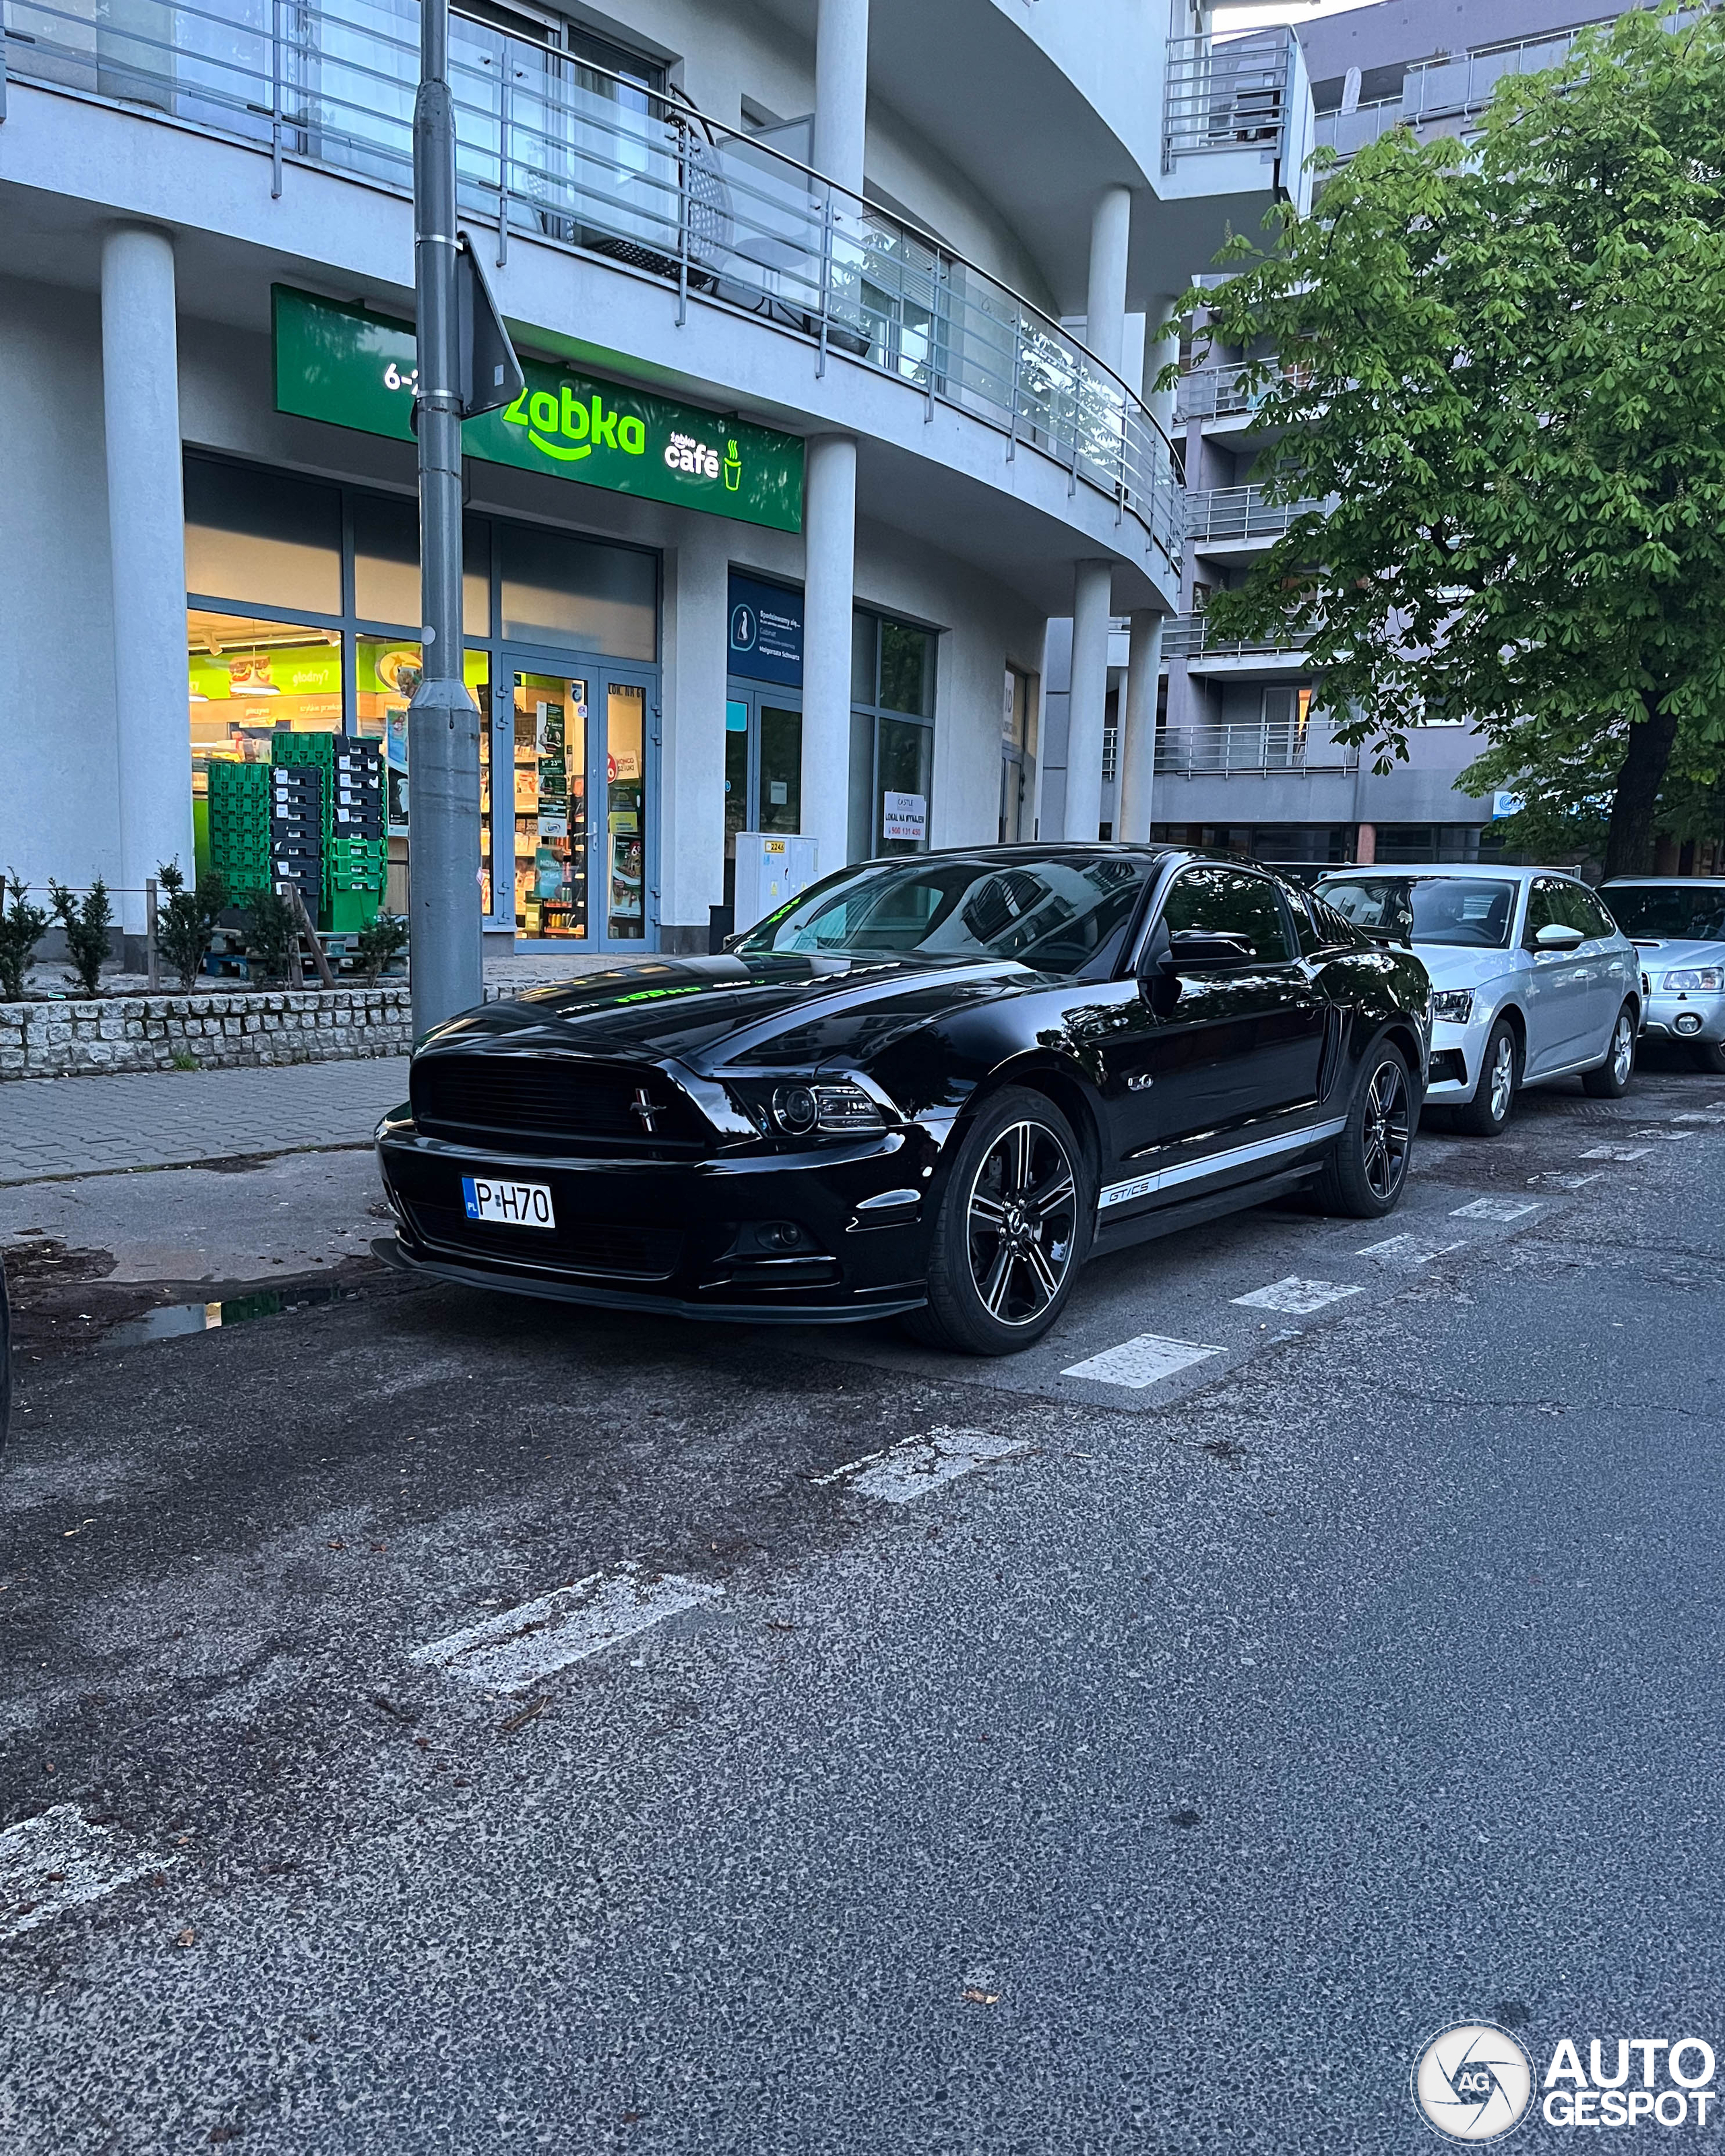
1664,968,1723,991
1431,988,1475,1025
728,1077,887,1140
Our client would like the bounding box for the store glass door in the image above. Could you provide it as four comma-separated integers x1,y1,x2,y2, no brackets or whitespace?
509,665,656,946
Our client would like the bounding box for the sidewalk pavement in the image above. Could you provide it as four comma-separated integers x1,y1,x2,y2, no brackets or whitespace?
0,1058,410,1185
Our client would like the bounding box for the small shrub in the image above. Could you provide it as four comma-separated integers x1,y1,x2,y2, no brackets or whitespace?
49,877,115,996
355,911,408,985
241,887,303,986
0,872,51,1003
156,860,227,990
170,1050,200,1072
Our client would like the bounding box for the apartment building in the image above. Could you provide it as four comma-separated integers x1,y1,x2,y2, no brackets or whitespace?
0,0,1323,957
1046,0,1630,873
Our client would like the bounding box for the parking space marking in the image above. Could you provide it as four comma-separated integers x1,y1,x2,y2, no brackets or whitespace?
1629,1128,1699,1142
1451,1197,1538,1222
811,1427,1028,1504
1061,1335,1225,1389
0,1806,179,1942
1528,1172,1602,1191
1354,1234,1466,1265
1231,1277,1365,1315
410,1565,724,1692
1580,1145,1652,1162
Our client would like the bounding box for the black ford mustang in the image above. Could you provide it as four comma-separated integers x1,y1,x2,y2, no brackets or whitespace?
375,847,1431,1355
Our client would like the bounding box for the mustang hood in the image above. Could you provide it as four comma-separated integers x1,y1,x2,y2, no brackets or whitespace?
418,953,1036,1071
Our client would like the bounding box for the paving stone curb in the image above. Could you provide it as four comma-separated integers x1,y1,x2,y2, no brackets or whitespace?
0,989,416,1079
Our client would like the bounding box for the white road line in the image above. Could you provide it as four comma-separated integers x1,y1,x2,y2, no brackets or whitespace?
0,1806,178,1942
1061,1334,1224,1389
411,1564,724,1692
1451,1197,1538,1222
1580,1145,1651,1162
1528,1172,1601,1191
1231,1277,1365,1315
1354,1233,1466,1265
1630,1128,1699,1142
811,1426,1028,1504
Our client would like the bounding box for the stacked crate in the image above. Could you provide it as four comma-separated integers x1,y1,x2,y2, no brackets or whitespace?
205,760,274,900
270,733,387,931
265,763,325,920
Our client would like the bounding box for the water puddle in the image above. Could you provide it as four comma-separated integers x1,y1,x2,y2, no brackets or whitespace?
98,1276,360,1350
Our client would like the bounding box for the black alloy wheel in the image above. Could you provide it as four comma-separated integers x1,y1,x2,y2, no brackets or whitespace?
906,1085,1088,1355
1582,1002,1638,1098
1316,1042,1414,1218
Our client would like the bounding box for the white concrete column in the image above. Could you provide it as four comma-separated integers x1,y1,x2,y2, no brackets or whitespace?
1063,559,1114,842
660,519,729,947
1144,294,1181,440
801,433,858,873
1085,185,1133,376
1117,610,1165,844
813,0,869,193
102,224,191,937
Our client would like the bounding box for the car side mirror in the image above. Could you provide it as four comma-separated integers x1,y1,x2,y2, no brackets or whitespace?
1534,922,1585,952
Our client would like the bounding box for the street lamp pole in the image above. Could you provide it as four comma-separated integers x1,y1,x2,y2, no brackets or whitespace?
409,0,483,1039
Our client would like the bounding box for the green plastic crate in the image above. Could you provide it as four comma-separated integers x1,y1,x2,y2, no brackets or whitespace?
323,889,382,933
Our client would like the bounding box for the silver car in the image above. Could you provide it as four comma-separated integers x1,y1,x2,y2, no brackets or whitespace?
1600,877,1725,1076
1313,865,1641,1134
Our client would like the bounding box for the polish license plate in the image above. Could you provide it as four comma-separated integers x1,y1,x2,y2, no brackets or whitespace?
462,1176,555,1229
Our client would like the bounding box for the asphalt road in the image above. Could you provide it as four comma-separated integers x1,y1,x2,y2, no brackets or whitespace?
3,1052,1723,2153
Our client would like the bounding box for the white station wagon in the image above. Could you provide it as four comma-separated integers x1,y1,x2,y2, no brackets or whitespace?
1313,864,1642,1134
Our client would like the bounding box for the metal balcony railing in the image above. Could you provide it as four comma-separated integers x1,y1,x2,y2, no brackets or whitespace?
1156,720,1355,775
1162,614,1315,662
0,0,1181,561
1174,360,1313,423
1164,28,1294,171
1187,484,1327,546
1311,98,1406,160
1400,23,1602,124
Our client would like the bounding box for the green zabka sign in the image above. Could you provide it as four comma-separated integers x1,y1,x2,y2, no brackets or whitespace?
271,286,803,534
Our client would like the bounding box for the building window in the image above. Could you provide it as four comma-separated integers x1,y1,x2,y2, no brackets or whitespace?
499,524,657,661
1001,666,1034,844
849,609,937,860
184,461,341,616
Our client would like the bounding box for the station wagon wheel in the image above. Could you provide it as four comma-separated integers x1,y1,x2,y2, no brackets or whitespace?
1453,1018,1519,1137
1583,1001,1638,1098
904,1086,1090,1356
1315,1042,1416,1219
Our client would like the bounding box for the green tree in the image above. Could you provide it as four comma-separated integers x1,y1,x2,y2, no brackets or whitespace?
49,877,115,996
156,860,228,990
0,873,50,1003
1184,7,1725,878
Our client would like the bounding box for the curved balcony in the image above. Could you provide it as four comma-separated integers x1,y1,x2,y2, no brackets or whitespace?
1,0,1181,563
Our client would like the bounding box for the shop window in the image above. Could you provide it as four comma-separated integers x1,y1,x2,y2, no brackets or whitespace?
352,493,491,637
354,638,495,915
499,525,656,660
187,610,343,787
850,610,937,859
184,458,341,616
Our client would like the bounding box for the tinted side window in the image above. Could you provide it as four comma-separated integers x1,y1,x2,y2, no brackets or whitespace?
1563,882,1617,939
1163,867,1295,962
1524,879,1564,945
1291,887,1357,956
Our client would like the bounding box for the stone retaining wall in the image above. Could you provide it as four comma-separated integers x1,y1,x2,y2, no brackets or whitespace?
0,989,414,1079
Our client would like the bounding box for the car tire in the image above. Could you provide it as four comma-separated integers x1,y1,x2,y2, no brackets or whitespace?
903,1085,1090,1356
1693,1039,1725,1077
1314,1041,1415,1218
1451,1019,1519,1137
1582,1001,1637,1098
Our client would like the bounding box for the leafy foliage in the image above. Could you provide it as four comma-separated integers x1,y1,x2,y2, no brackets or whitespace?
354,911,408,985
241,888,304,986
1182,8,1725,875
0,872,50,1003
156,860,228,991
49,877,115,996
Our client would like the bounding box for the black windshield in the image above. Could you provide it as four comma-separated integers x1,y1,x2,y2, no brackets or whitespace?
1602,885,1725,941
736,854,1152,977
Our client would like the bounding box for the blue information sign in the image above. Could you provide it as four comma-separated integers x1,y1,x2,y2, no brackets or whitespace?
728,573,804,687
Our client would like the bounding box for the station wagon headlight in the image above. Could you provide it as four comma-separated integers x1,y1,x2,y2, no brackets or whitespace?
1431,988,1474,1025
1664,968,1723,991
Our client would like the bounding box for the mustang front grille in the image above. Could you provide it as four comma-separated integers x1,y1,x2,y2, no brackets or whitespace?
410,1054,703,1151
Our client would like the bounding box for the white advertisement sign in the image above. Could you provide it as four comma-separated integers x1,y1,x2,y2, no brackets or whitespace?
882,790,927,844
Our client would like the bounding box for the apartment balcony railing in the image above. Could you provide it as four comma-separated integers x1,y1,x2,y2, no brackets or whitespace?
0,0,1181,561
1400,23,1597,125
1174,360,1313,424
1187,484,1327,547
1163,28,1294,171
1162,613,1315,662
1156,719,1355,775
1311,97,1406,160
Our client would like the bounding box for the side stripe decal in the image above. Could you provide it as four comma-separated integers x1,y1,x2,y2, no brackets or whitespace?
1097,1116,1348,1213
